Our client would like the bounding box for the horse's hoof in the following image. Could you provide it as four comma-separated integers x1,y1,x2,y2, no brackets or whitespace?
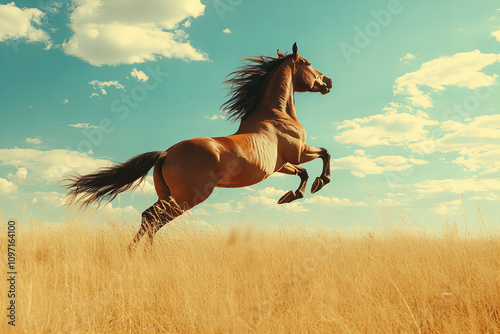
311,177,324,194
278,190,295,204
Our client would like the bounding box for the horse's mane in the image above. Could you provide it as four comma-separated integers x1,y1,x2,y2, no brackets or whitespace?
221,54,290,121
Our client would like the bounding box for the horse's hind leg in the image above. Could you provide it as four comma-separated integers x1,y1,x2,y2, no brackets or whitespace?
128,206,155,253
277,163,309,204
146,197,184,247
128,216,149,253
128,197,184,252
129,138,220,252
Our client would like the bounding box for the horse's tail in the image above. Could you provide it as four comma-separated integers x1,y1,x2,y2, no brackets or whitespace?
64,151,168,208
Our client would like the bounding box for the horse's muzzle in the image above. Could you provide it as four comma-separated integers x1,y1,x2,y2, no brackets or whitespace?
321,76,333,95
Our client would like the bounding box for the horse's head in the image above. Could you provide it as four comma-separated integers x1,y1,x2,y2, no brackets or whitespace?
280,43,332,95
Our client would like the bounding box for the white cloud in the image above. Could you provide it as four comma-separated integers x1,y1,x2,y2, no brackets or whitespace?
303,196,366,206
7,167,40,185
0,177,17,196
205,114,225,120
46,2,62,14
10,167,27,180
399,53,416,63
89,80,124,96
484,194,500,201
454,152,500,175
277,201,309,213
433,200,461,215
207,202,234,213
130,68,149,82
62,0,208,66
351,171,366,178
190,207,210,216
25,137,42,145
335,106,438,146
30,191,67,207
405,94,433,109
43,40,53,50
69,123,99,129
0,148,156,198
491,30,500,42
0,2,50,43
0,148,112,185
189,201,238,216
133,175,155,195
244,195,277,207
332,150,428,178
238,188,365,212
100,203,139,216
376,197,406,207
412,178,500,195
394,50,500,108
222,28,231,34
240,195,308,213
409,115,500,173
255,187,286,198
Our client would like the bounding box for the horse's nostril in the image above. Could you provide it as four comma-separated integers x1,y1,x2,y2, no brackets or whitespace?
322,76,332,87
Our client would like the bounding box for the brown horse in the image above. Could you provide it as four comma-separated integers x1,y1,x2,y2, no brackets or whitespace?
65,43,333,250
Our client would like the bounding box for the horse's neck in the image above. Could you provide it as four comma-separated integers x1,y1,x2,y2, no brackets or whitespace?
237,63,298,133
261,63,297,119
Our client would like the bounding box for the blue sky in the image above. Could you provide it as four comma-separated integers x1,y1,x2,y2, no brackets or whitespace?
0,0,499,232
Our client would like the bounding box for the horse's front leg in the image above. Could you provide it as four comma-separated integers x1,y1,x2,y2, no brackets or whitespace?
276,162,308,204
299,145,331,194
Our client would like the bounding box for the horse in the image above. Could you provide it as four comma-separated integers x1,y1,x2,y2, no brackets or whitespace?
65,43,333,251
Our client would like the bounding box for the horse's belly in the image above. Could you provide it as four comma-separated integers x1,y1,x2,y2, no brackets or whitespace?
216,162,273,187
216,137,277,188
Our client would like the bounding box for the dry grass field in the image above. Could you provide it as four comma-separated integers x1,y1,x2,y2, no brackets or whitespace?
1,215,499,334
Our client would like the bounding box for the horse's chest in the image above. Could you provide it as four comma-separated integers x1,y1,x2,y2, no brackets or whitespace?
276,123,306,162
283,128,306,145
275,121,306,144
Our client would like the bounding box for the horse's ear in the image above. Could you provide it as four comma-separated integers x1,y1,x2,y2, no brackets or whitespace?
292,42,299,60
277,49,285,58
